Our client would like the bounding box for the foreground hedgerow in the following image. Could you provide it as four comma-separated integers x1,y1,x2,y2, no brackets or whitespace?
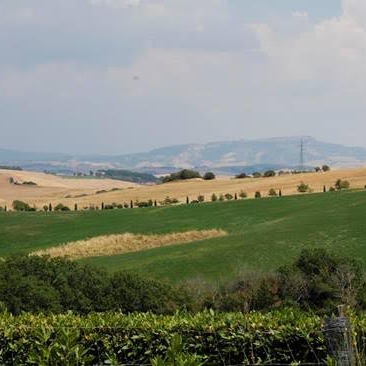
0,309,328,365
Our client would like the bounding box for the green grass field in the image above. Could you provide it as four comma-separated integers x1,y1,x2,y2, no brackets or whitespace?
0,190,365,283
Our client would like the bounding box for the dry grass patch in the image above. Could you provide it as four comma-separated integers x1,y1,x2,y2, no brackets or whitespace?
32,229,227,260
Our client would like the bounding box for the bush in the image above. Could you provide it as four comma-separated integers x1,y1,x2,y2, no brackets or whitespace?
224,193,233,201
162,169,201,183
160,197,179,206
255,191,261,199
235,173,248,179
278,248,364,312
0,310,327,366
54,203,70,211
12,200,32,211
0,256,182,315
197,195,205,203
297,182,310,193
264,170,276,178
329,186,336,192
268,188,277,196
335,179,350,190
211,193,218,202
239,190,247,199
203,172,215,180
252,172,262,178
322,165,330,172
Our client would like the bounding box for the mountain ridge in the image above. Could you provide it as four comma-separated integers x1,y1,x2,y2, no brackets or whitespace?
1,136,366,174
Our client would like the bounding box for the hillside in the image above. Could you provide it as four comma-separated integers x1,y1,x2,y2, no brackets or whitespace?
1,189,366,283
0,169,137,207
2,137,366,173
2,166,366,209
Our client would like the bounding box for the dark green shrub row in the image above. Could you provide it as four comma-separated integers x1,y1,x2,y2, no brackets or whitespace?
0,256,183,315
0,309,327,365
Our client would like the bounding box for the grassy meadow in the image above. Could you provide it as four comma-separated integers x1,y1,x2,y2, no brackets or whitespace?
0,189,366,283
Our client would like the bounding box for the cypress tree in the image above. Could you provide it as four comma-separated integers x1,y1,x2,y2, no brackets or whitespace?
101,202,104,210
74,203,78,211
49,203,52,212
323,185,326,193
186,196,189,204
154,200,157,207
130,200,133,209
234,193,238,200
279,189,282,197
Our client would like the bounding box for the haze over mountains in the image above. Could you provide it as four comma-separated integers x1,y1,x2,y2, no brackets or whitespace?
1,137,366,175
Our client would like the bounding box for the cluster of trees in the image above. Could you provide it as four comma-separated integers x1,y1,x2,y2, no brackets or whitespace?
235,165,331,180
1,248,365,315
0,256,184,315
161,170,215,183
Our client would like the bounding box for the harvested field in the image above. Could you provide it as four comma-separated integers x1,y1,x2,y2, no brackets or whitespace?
32,229,227,259
2,167,366,209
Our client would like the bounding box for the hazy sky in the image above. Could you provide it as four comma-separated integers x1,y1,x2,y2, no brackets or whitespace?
1,0,365,155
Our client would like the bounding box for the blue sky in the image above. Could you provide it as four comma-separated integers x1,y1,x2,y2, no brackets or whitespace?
0,0,365,154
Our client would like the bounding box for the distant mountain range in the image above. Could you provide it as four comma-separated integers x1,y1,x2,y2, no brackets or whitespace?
1,137,366,175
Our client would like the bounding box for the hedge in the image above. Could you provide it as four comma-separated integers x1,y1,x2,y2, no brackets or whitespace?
0,309,330,365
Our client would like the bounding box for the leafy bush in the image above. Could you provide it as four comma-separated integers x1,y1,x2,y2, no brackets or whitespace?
0,310,327,365
211,193,218,202
252,172,262,178
203,172,215,180
264,170,276,178
278,248,364,312
322,165,330,172
197,195,205,203
239,190,247,199
255,191,261,198
0,256,181,315
235,173,249,179
268,188,277,196
162,170,201,183
297,182,310,193
12,200,32,211
224,193,233,201
54,203,70,211
335,179,350,190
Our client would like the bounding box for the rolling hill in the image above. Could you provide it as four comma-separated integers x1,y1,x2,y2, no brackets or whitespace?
1,189,366,283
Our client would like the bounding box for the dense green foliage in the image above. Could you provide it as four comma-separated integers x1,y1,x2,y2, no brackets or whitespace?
98,169,158,183
1,190,366,284
0,256,182,315
12,200,35,212
161,169,201,183
0,310,328,365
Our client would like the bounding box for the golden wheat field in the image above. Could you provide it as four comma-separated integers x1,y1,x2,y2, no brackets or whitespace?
1,167,366,209
32,229,227,259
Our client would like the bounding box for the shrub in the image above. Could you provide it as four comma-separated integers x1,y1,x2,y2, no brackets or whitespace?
203,172,215,180
264,170,276,178
278,248,364,312
211,193,218,202
12,200,31,211
329,186,336,192
54,203,70,211
297,182,310,193
224,193,233,201
235,173,248,179
255,191,261,199
268,188,277,196
239,190,247,199
219,194,225,201
335,179,350,190
197,195,205,203
160,197,179,206
252,172,262,178
162,169,201,183
322,165,330,172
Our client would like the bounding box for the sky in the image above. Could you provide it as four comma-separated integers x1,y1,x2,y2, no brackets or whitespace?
1,0,366,155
